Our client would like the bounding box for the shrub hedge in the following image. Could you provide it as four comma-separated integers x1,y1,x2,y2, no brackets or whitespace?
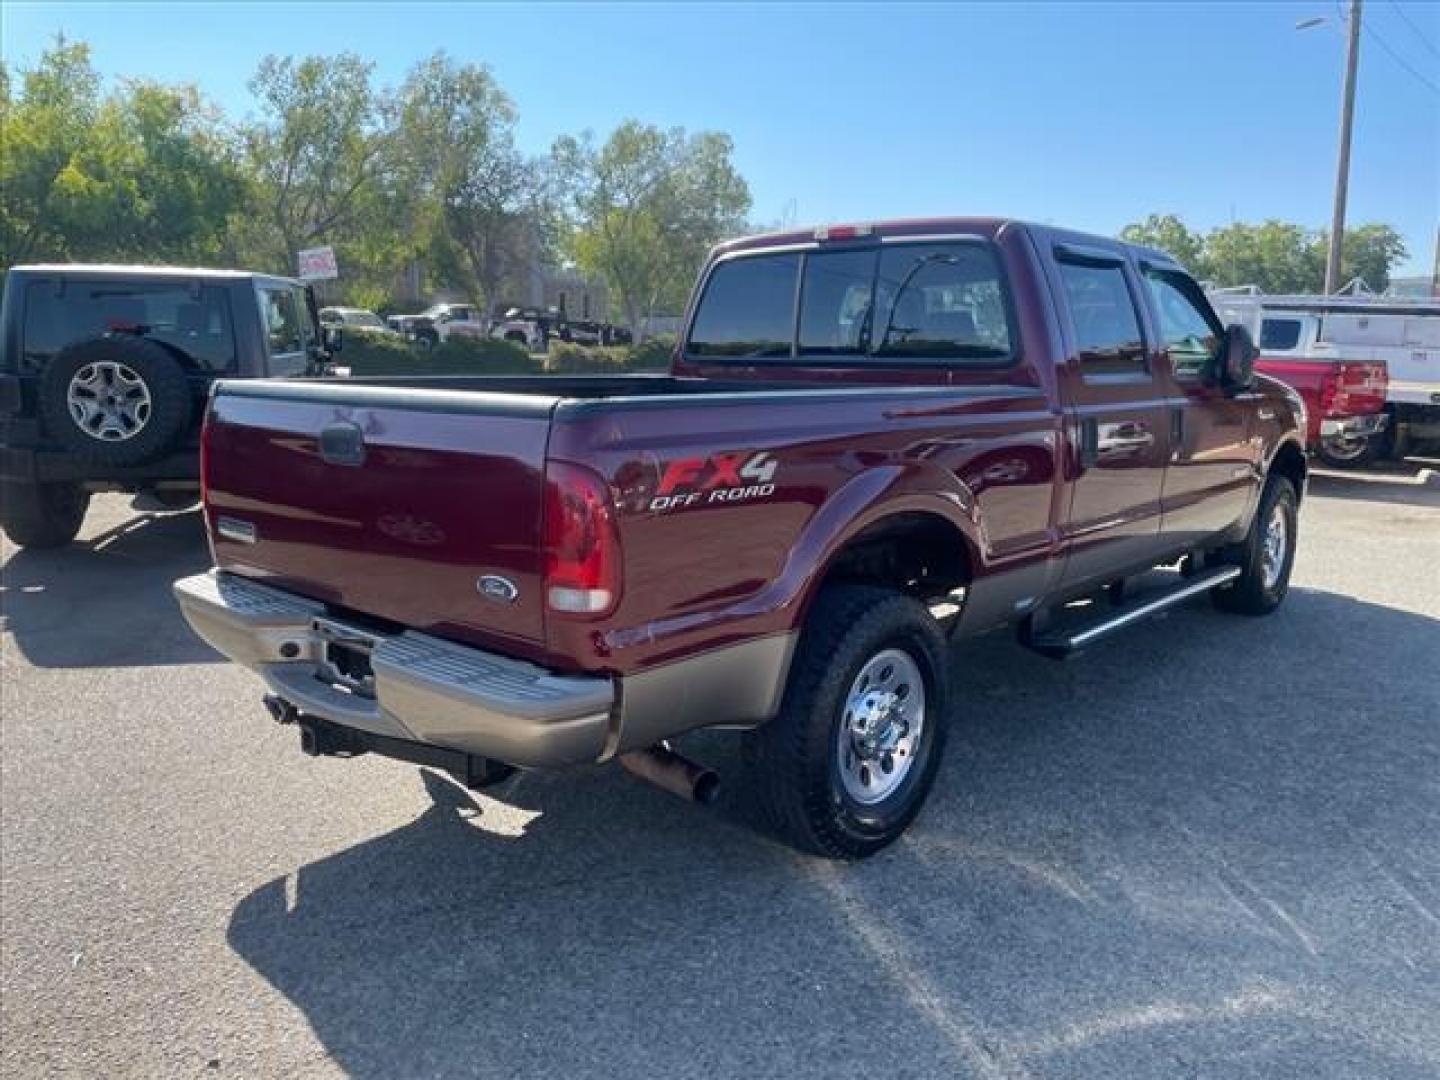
334,332,677,378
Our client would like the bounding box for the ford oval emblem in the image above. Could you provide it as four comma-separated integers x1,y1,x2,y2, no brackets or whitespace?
477,575,519,604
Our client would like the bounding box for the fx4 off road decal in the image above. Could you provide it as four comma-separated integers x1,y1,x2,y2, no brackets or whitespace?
649,452,778,511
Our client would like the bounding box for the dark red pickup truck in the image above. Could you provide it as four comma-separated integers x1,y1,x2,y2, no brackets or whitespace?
175,218,1307,858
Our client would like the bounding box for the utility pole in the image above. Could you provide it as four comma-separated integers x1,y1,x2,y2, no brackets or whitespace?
1326,0,1363,294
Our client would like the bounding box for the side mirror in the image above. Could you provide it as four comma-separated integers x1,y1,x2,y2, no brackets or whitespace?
323,326,344,353
1217,323,1256,391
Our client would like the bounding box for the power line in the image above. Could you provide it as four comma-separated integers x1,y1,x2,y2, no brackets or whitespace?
1388,0,1440,59
1365,18,1440,96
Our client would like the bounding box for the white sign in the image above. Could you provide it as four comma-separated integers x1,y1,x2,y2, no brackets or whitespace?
297,246,339,282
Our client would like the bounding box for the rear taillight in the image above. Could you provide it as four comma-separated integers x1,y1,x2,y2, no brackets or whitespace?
542,462,620,617
1322,362,1388,416
1318,369,1341,416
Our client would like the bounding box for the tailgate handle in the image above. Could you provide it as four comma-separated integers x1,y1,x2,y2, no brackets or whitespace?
319,421,366,467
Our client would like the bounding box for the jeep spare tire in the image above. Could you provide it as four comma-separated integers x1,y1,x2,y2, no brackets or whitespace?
41,336,190,467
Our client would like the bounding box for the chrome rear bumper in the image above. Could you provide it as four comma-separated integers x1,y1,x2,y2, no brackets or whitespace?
174,571,614,767
1319,413,1388,439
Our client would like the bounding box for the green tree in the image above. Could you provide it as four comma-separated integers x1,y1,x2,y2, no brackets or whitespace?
1,37,242,267
1203,219,1318,292
1118,213,1205,272
242,53,391,273
394,53,555,314
554,121,750,335
1,36,102,264
1123,215,1410,294
1310,223,1407,292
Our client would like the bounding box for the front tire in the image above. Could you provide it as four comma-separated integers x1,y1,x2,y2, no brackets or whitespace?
1212,475,1298,615
1,481,90,549
746,585,951,859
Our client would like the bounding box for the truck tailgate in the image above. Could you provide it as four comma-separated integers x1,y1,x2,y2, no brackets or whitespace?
203,382,557,648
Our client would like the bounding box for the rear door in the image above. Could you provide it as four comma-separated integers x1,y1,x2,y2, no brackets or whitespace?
204,382,559,649
1048,242,1172,587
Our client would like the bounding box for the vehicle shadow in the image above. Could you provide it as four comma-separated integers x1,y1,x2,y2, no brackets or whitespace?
0,508,219,668
227,587,1440,1078
1308,460,1440,508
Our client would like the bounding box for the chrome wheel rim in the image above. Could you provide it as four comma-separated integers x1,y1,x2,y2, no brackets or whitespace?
1321,435,1367,462
1261,503,1288,590
67,361,151,441
837,647,925,805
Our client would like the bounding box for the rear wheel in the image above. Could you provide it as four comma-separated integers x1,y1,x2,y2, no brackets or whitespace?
746,585,950,859
1,481,90,549
1316,433,1378,468
1212,475,1298,616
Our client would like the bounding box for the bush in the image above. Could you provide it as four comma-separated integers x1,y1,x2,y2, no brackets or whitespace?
337,333,538,376
544,343,630,374
627,336,676,370
543,337,677,374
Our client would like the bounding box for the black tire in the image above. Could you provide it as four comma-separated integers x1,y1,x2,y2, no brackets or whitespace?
1316,434,1379,469
40,336,190,467
746,585,951,859
1212,475,1298,616
1,481,90,549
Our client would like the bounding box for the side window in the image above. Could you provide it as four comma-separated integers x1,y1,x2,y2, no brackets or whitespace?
687,253,799,358
799,249,876,355
1142,268,1221,378
1056,258,1147,377
1260,318,1302,352
873,243,1014,361
260,288,303,355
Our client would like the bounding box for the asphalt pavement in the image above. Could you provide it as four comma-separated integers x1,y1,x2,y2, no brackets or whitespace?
2,466,1438,1078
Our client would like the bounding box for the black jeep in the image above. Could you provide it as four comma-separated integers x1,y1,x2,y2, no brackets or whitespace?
0,265,333,549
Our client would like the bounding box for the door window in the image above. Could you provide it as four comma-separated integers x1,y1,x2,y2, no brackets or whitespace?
1057,259,1147,377
260,288,303,356
1142,268,1221,378
687,253,799,358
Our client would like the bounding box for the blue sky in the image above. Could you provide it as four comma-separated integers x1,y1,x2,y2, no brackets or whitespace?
5,1,1438,275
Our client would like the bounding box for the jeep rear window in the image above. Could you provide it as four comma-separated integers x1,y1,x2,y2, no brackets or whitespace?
22,281,237,373
686,253,799,358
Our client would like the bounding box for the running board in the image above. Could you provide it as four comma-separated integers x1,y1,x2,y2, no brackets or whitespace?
1023,566,1241,659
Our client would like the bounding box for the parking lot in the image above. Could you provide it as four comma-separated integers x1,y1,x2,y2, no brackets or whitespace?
2,466,1438,1078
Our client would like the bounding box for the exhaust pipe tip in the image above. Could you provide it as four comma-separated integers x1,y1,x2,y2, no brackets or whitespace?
692,769,720,806
619,744,719,805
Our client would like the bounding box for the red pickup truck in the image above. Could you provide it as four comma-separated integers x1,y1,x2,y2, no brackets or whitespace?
175,218,1308,858
1210,296,1389,467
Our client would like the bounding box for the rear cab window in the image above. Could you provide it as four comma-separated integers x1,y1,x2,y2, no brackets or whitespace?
687,239,1017,366
687,253,799,358
21,280,237,374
